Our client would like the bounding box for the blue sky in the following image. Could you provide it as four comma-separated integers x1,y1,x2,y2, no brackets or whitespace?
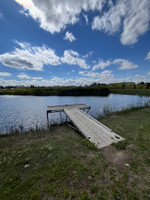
0,0,150,86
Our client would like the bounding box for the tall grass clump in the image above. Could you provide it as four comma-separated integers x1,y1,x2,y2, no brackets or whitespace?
99,100,150,118
119,100,150,114
5,123,46,135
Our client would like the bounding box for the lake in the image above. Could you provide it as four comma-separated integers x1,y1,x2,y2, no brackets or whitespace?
0,94,150,134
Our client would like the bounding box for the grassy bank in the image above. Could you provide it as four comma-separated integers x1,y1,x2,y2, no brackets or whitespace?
1,87,150,97
0,86,109,96
0,108,150,199
110,88,150,96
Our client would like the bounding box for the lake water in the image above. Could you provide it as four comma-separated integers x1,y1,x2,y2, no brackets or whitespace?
0,94,150,134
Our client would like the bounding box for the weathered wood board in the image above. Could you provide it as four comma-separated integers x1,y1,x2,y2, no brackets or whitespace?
47,104,124,149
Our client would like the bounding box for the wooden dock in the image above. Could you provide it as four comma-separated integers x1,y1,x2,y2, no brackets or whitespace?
47,104,124,149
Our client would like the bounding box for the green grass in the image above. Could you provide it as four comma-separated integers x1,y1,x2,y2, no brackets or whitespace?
0,107,150,199
1,87,150,97
110,88,150,96
0,86,109,96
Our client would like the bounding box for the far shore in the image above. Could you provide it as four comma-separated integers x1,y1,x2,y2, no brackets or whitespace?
1,87,150,97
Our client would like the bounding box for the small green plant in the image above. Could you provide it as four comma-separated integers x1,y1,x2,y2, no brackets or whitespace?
112,139,129,150
90,184,99,194
78,191,90,200
81,139,98,150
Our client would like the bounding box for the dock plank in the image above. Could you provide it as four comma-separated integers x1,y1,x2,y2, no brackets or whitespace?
64,108,124,149
47,104,124,149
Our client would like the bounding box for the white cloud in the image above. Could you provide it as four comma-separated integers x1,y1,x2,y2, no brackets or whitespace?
32,77,43,80
92,0,126,34
135,74,145,79
0,41,61,71
17,73,31,79
83,14,89,25
61,50,90,69
92,58,138,70
0,41,91,71
79,70,114,81
93,59,111,70
82,51,93,59
121,0,150,45
15,0,105,34
92,0,150,45
147,72,150,75
145,52,150,60
0,72,12,77
64,31,76,42
108,0,113,8
113,59,138,70
14,0,150,45
0,70,149,87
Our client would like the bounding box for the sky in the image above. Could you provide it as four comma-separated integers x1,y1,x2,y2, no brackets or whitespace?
0,0,150,86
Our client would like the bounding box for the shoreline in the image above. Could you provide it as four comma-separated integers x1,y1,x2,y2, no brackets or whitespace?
1,88,150,97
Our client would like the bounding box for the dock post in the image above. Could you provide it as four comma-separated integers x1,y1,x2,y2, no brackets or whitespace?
60,111,62,124
47,111,49,126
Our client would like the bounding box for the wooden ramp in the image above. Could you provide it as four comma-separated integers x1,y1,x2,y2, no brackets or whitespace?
47,104,124,149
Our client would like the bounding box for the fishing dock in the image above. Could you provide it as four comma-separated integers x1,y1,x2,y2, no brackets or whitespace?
47,104,124,149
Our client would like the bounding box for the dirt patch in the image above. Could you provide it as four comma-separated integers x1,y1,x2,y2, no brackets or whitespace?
102,145,133,170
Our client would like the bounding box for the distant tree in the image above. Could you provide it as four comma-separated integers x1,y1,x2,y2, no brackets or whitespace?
136,82,146,89
134,83,136,89
125,82,135,89
146,82,150,89
122,82,125,89
30,85,35,88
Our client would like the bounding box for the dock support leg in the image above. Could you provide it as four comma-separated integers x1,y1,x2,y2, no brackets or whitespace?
60,111,62,124
86,108,90,113
47,111,49,126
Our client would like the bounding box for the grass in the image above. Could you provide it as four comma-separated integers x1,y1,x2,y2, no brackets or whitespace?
0,86,109,96
1,87,150,97
0,107,150,199
110,89,150,96
100,100,150,117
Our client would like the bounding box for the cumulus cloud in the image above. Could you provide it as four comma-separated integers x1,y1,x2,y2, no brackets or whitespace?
64,31,76,42
0,70,148,87
0,41,61,71
135,74,145,79
79,70,114,81
17,73,31,79
92,0,127,34
92,0,150,45
92,58,138,70
32,77,43,80
93,59,111,70
113,59,138,70
14,0,150,45
15,0,105,34
147,72,150,75
0,72,114,86
0,72,12,77
0,41,90,70
145,52,150,60
121,0,150,45
61,50,90,69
